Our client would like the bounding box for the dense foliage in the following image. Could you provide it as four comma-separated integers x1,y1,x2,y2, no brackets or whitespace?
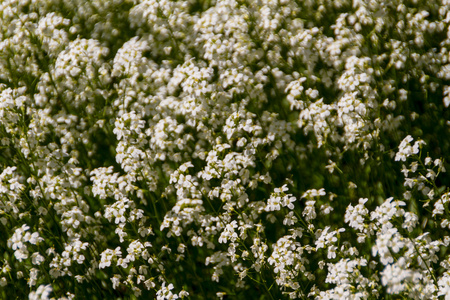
1,0,450,299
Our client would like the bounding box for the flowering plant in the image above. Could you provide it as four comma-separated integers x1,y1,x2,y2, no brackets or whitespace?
1,0,450,299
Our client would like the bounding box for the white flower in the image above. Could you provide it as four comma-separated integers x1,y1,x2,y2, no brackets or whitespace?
28,284,52,300
345,198,369,231
395,135,425,161
303,200,316,221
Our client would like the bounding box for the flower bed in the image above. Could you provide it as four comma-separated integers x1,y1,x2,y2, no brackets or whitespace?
1,0,450,299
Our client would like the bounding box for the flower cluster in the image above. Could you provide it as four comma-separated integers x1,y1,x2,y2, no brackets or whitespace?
1,0,450,299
